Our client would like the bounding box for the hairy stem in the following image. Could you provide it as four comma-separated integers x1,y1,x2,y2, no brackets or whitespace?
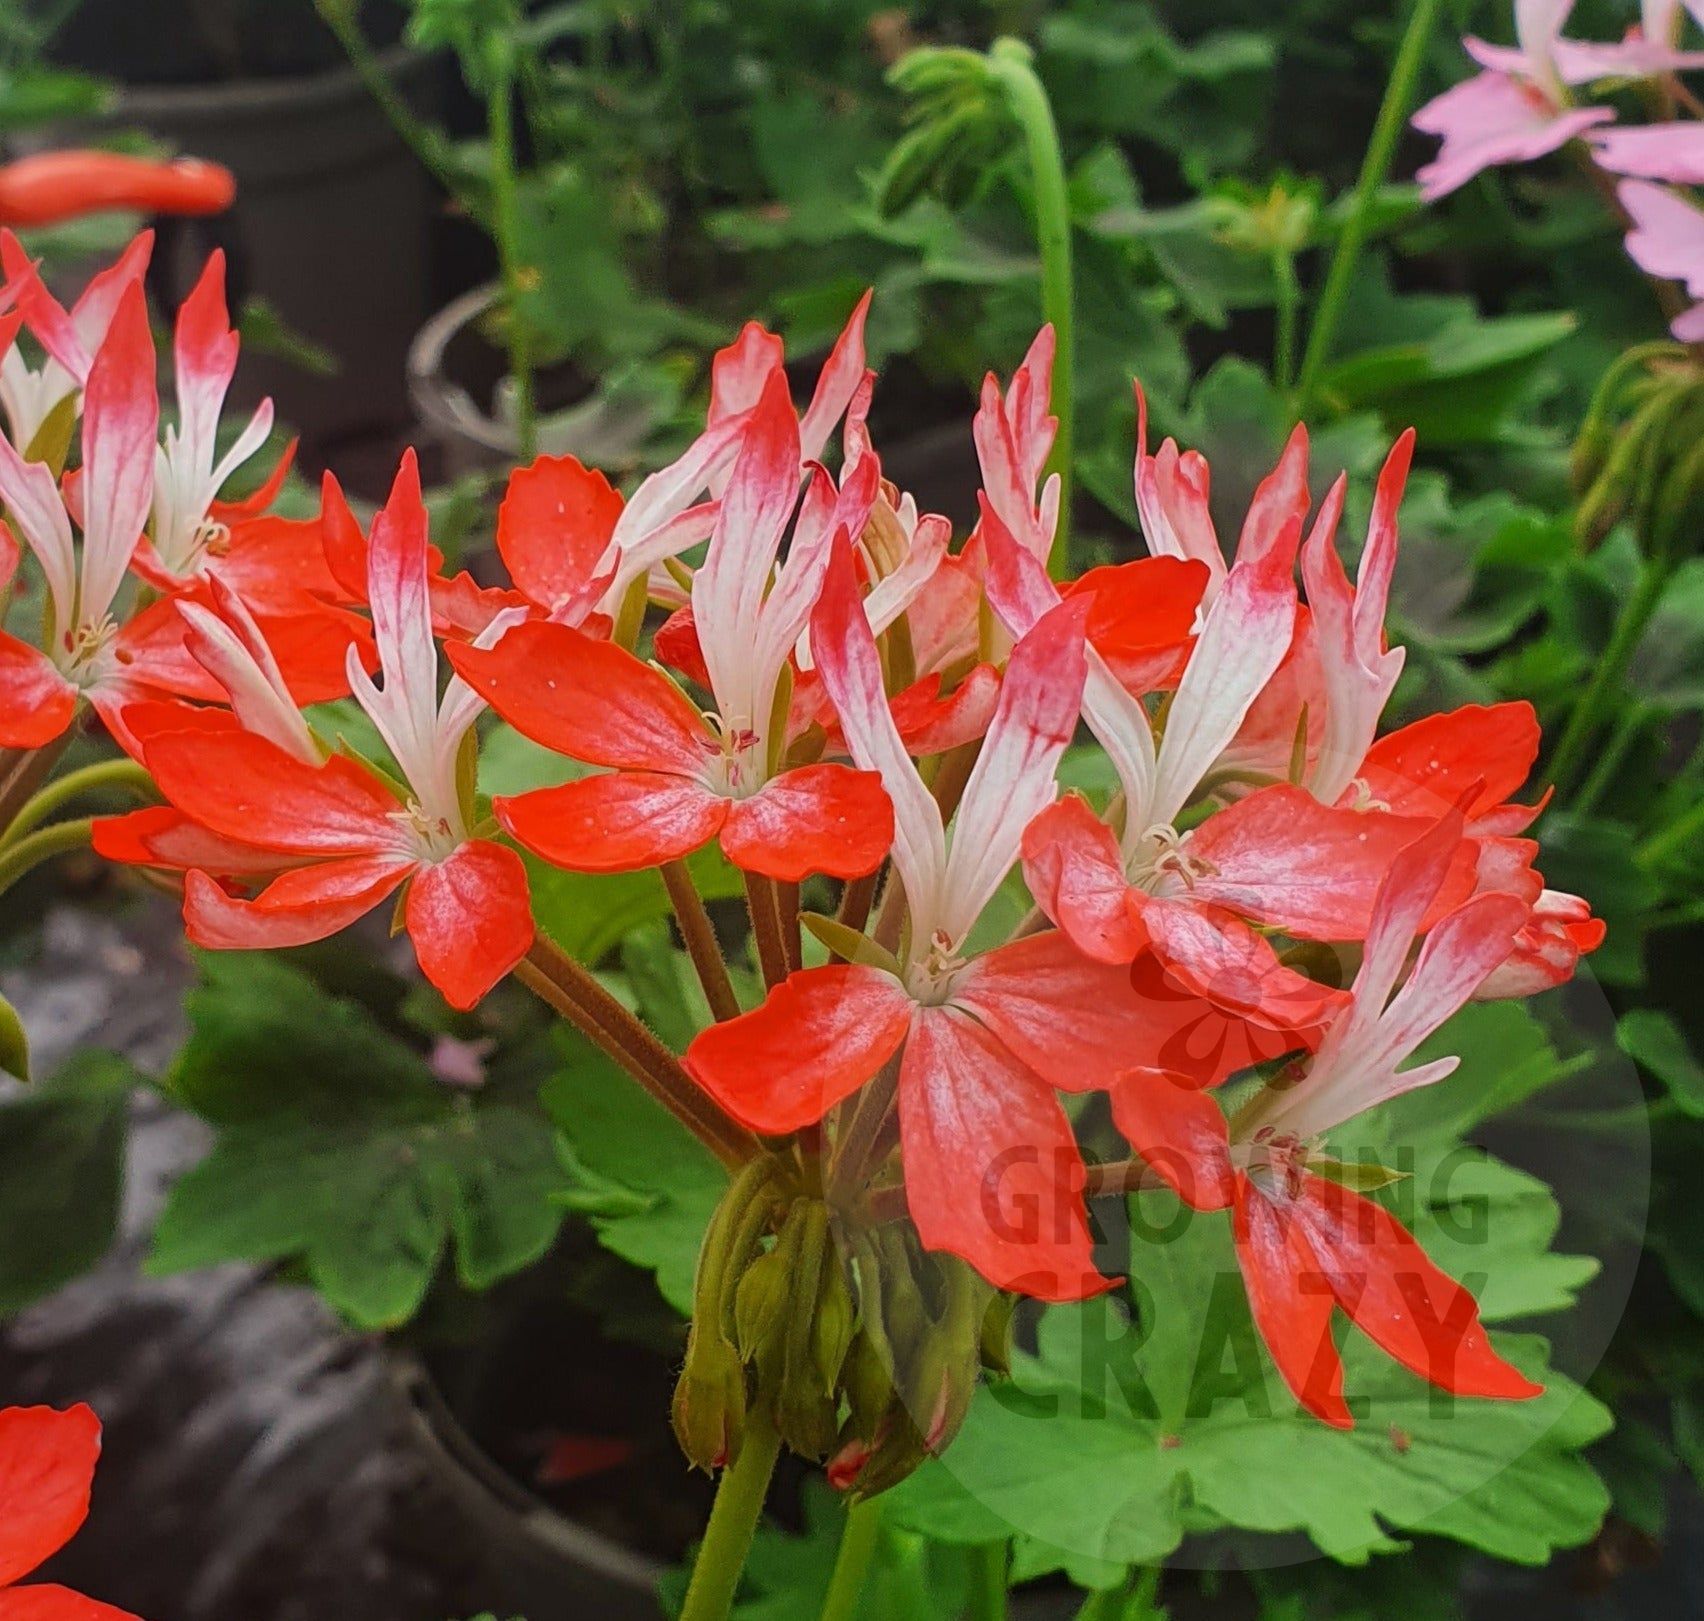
515,937,755,1167
0,735,71,837
664,860,742,1022
817,1497,883,1621
0,817,93,900
745,872,791,990
678,1407,784,1621
0,757,154,848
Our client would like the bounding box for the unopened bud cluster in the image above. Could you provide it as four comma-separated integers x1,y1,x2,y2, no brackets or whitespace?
672,1158,1013,1496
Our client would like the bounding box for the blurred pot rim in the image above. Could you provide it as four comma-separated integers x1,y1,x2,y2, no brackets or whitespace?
387,1347,664,1597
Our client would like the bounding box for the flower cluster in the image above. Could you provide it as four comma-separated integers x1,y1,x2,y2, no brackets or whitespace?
1414,0,1704,339
0,239,1603,1449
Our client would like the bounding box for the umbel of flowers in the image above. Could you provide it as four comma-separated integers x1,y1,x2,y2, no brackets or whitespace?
0,239,1601,1614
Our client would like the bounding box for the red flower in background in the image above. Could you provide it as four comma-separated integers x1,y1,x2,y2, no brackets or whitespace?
0,1403,140,1620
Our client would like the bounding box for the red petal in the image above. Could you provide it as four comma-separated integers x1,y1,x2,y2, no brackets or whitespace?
1066,554,1205,692
115,596,374,708
0,521,20,592
0,1406,100,1585
901,1006,1114,1302
1357,702,1540,823
718,763,892,881
952,930,1282,1094
0,1586,143,1621
684,964,910,1133
1297,1174,1541,1402
888,663,1001,756
211,435,297,522
144,731,400,856
405,839,534,1010
318,471,369,603
1231,1178,1352,1428
1020,796,1144,963
1133,898,1347,1043
1126,951,1307,1088
1187,785,1475,941
91,805,291,876
209,512,348,613
497,455,623,612
0,634,76,748
448,622,711,774
652,606,711,689
496,774,726,873
182,858,410,950
1106,1070,1236,1211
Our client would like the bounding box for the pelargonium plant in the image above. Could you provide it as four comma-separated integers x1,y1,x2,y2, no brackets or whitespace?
0,236,1603,1620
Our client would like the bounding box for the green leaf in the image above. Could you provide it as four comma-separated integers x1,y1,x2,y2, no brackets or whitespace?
528,841,744,965
149,956,565,1328
541,1022,725,1315
0,1052,134,1315
1617,1010,1704,1117
888,1189,1609,1578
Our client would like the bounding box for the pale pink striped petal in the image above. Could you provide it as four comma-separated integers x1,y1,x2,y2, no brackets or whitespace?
77,282,158,627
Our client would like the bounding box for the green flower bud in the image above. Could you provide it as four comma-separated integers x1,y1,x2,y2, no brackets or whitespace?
672,1330,748,1473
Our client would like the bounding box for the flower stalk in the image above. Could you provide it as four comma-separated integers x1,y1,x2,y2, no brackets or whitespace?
515,936,756,1167
1298,0,1445,406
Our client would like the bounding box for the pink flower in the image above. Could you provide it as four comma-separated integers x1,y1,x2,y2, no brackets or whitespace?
1591,123,1704,184
1413,75,1612,202
1411,0,1704,199
1618,178,1704,338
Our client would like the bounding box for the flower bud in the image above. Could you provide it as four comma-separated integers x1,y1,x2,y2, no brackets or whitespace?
672,1330,748,1473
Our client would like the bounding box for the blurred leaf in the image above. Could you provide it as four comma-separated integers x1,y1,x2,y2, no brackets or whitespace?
0,1052,133,1315
1617,1010,1704,1117
542,1013,724,1318
150,955,564,1327
237,295,340,377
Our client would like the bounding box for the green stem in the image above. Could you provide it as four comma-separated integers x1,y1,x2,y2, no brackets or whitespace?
1547,558,1673,799
1647,896,1704,931
1272,248,1300,392
817,1498,883,1621
0,736,71,838
1297,0,1444,406
0,758,154,849
1076,1567,1162,1621
1640,787,1704,871
0,817,93,900
967,1541,1009,1621
312,2,481,223
989,39,1074,578
678,1408,784,1621
1567,700,1649,817
486,60,538,462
